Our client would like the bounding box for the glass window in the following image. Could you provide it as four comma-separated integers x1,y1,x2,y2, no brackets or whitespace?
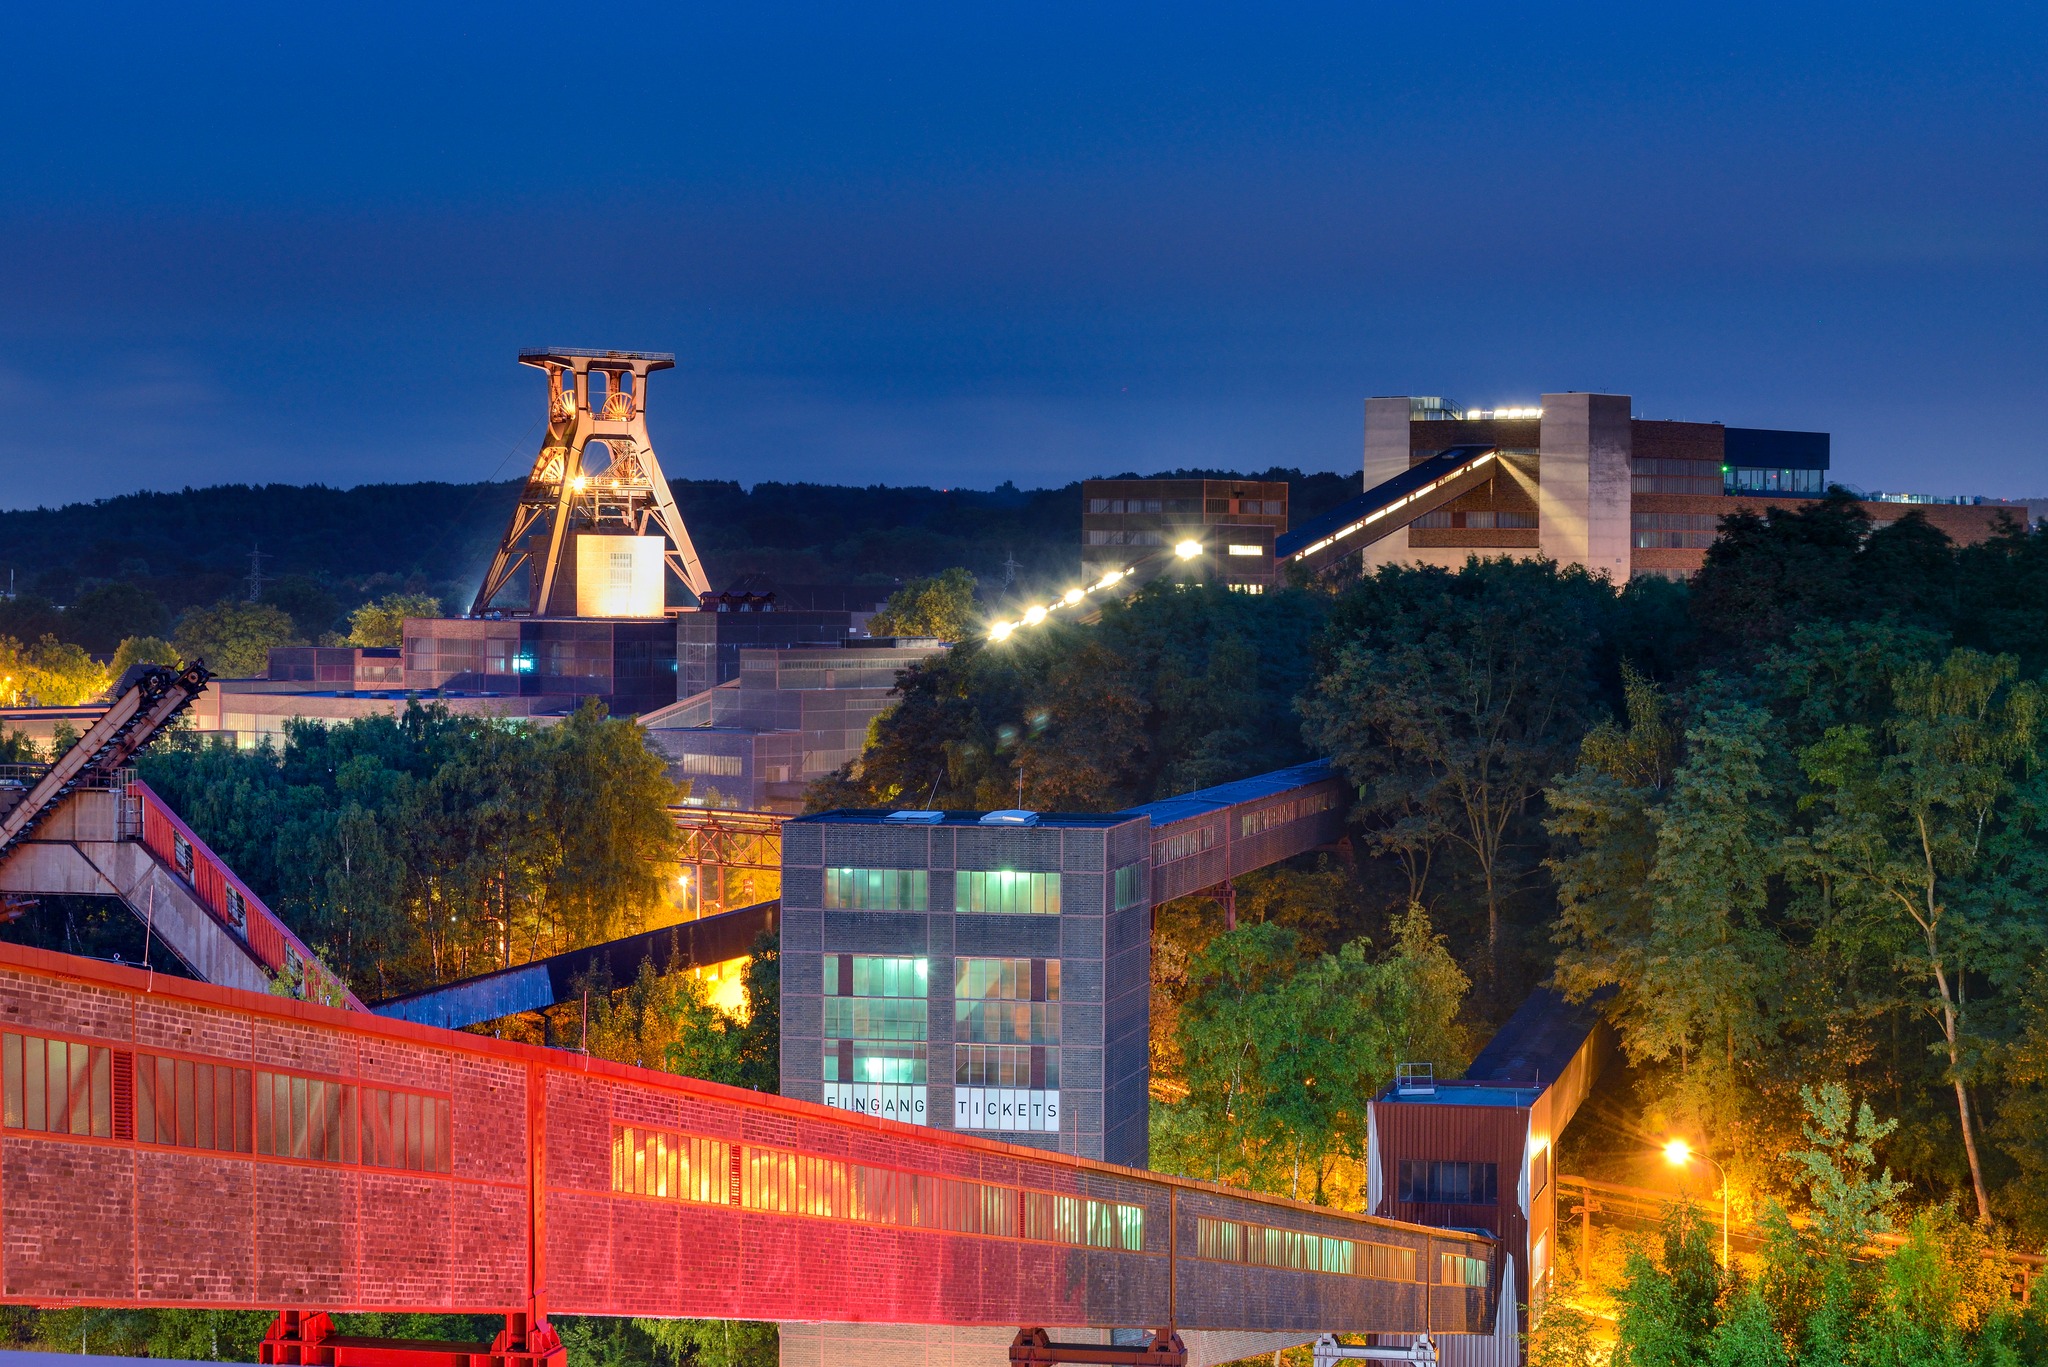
1440,1252,1490,1287
138,1053,251,1153
955,958,1060,1090
1397,1159,1499,1205
955,870,1060,915
2,1033,113,1139
1113,864,1144,908
824,868,929,911
823,955,929,1087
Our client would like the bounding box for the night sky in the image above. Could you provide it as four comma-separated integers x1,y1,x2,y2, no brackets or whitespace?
5,3,2044,509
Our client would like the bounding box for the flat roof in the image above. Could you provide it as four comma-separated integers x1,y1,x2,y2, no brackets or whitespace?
797,809,1137,829
1377,1082,1542,1108
1121,758,1337,826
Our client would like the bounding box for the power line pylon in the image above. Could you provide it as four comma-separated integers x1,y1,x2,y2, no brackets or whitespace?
470,348,710,616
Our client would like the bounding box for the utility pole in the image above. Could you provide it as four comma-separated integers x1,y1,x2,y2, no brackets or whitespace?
245,544,269,603
1002,548,1021,589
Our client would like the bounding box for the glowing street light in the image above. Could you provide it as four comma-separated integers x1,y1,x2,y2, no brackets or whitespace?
1023,605,1048,625
990,621,1015,641
1062,589,1084,606
569,475,588,493
1174,539,1202,559
1663,1139,1730,1269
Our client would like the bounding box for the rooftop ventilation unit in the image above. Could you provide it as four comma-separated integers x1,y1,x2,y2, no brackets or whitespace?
885,810,946,824
979,810,1039,827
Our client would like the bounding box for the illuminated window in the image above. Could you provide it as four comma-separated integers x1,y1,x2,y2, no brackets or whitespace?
1440,1252,1490,1287
824,868,929,911
358,1085,452,1173
1226,544,1261,556
955,870,1060,915
1023,1192,1144,1251
824,955,929,1103
680,753,743,777
1193,1215,1419,1281
137,1053,251,1153
955,958,1059,1088
1113,863,1144,908
610,550,634,589
613,1126,730,1204
2,1033,115,1139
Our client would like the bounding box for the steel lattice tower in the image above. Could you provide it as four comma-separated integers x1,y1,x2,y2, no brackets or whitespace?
471,348,709,616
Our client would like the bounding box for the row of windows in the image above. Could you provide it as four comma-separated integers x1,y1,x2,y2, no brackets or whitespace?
678,753,743,776
2,1033,452,1174
956,956,1058,1004
824,868,930,911
1410,510,1537,530
1241,791,1336,839
956,870,1061,916
1632,511,1720,550
1194,1215,1423,1282
1728,467,1826,495
610,1125,1143,1252
1084,529,1167,546
1397,1159,1499,1206
823,869,1065,915
956,1043,1058,1089
825,1039,926,1086
1154,825,1217,864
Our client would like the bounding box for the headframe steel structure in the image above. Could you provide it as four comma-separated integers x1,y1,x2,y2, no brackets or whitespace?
471,348,710,616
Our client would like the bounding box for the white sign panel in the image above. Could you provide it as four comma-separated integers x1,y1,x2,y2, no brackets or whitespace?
823,1083,927,1124
955,1088,1060,1133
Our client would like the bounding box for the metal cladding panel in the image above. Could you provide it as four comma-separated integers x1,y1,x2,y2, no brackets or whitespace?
0,942,1492,1335
1370,1099,1528,1335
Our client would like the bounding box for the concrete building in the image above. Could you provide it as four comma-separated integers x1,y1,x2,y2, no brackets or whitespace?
1356,393,2030,581
777,807,1153,1167
400,615,678,715
1082,477,1288,591
677,589,867,699
640,640,944,813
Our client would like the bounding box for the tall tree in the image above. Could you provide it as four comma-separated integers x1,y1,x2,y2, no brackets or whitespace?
1796,648,2046,1223
868,568,979,641
1303,558,1605,988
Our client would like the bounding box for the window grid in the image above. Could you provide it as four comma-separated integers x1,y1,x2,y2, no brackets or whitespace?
1397,1159,1499,1206
2,1033,114,1140
1193,1214,1427,1282
824,868,929,911
138,1053,252,1153
955,870,1060,915
1113,864,1143,908
1441,1253,1490,1287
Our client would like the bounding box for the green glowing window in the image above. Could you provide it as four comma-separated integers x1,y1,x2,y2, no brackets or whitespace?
955,870,1060,915
1113,864,1143,908
824,868,929,911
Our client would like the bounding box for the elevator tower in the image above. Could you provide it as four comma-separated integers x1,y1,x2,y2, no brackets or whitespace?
471,349,710,617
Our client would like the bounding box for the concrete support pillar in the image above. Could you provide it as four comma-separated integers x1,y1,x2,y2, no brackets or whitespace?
1538,393,1633,581
1363,397,1413,491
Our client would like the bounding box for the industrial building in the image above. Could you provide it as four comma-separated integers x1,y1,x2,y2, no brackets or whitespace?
1349,393,2028,582
640,639,944,813
1082,477,1288,591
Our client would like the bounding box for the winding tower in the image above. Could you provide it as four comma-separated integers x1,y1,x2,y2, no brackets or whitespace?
471,348,710,617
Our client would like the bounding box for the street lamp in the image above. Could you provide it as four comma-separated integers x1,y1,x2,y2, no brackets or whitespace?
1663,1139,1729,1270
1174,539,1203,559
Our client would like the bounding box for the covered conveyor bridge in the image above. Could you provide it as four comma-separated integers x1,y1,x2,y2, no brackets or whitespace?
1275,445,1501,579
0,942,1496,1347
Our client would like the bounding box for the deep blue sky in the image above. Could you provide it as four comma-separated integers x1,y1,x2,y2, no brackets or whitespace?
4,3,2044,508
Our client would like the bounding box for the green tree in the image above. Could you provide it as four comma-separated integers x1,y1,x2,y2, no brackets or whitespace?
1610,1204,1726,1367
65,580,169,653
348,592,443,648
0,633,110,704
111,634,182,676
1303,558,1606,988
1552,693,1792,1143
263,573,344,641
1154,911,1468,1203
1795,649,2044,1222
174,599,302,676
868,567,977,640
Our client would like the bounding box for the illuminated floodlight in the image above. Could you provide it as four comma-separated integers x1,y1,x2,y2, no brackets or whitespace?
1094,571,1122,589
1663,1139,1692,1167
1023,605,1048,624
570,474,588,492
1063,589,1084,606
1174,540,1202,559
990,621,1015,641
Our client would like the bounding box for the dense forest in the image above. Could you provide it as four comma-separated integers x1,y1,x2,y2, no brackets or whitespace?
14,490,2048,1364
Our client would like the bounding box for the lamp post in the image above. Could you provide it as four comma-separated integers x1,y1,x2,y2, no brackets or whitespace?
1663,1139,1729,1270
